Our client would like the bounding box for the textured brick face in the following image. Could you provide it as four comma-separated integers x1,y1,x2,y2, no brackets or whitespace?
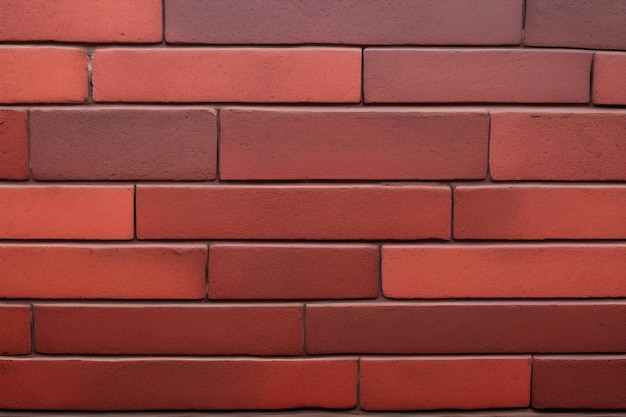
0,110,28,179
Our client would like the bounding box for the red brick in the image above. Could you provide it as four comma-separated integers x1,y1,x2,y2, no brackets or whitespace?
533,356,626,409
593,53,626,105
0,186,133,239
305,302,626,354
525,0,626,50
136,185,450,240
0,305,31,355
361,357,530,410
383,244,626,298
209,244,379,300
490,111,626,180
0,110,28,180
30,108,217,180
364,49,591,103
0,245,206,299
220,109,488,180
0,48,87,103
165,0,522,45
454,186,626,240
92,49,361,103
0,358,357,410
34,304,301,355
0,0,161,43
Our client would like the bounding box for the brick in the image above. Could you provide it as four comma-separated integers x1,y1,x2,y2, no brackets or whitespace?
382,244,626,298
0,245,206,299
0,186,133,239
165,0,522,45
30,108,217,180
0,358,357,410
0,110,28,180
0,0,161,43
593,53,626,105
361,357,530,410
305,302,626,354
92,49,361,103
454,186,626,240
220,109,488,180
0,305,31,355
364,49,591,103
35,304,302,355
533,356,626,409
490,111,626,180
525,0,626,50
0,48,87,103
136,185,450,240
209,244,379,299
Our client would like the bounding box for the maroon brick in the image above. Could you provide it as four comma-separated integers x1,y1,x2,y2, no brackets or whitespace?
0,305,31,355
364,49,591,103
30,108,216,180
593,53,626,105
533,356,626,409
305,302,626,354
220,109,488,180
165,0,522,45
0,110,28,180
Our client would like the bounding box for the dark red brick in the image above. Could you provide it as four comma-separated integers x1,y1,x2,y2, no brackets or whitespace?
0,305,31,355
0,110,28,180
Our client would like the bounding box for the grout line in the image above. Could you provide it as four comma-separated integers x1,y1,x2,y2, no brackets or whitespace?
486,111,493,181
161,0,167,45
29,304,36,354
521,0,527,46
215,108,221,181
133,184,138,241
204,242,210,301
355,357,362,411
529,354,535,408
302,304,307,356
450,183,455,241
360,47,365,105
25,109,34,182
377,244,384,299
589,53,596,105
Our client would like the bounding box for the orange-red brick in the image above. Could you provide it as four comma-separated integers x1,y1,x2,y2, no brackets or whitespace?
92,49,361,103
593,53,626,105
0,110,28,180
0,305,31,355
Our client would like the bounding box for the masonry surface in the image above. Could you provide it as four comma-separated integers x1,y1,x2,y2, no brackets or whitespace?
0,0,625,414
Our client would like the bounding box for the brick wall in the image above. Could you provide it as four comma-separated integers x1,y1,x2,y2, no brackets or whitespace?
1,0,625,413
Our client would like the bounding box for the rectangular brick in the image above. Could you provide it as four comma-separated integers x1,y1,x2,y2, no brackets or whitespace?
34,304,302,355
92,49,361,103
533,356,626,409
0,48,87,103
454,186,626,240
490,111,626,180
136,185,450,240
305,302,626,354
361,357,530,410
364,49,591,103
0,245,206,299
209,244,379,299
525,0,626,50
30,108,217,180
0,358,357,410
220,109,488,180
0,0,162,43
0,305,31,355
0,110,28,180
383,244,626,298
0,186,133,239
592,53,626,105
165,0,522,45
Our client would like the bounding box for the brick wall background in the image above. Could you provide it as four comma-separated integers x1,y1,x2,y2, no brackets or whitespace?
1,0,626,413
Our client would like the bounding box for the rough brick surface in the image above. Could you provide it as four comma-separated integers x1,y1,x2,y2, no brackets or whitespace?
382,244,626,298
361,357,531,410
0,358,357,410
592,54,626,105
525,0,626,50
364,49,591,103
0,186,134,240
34,305,302,355
30,108,217,180
136,185,451,240
0,305,31,355
533,356,626,409
0,0,162,43
0,245,207,299
306,303,626,354
0,48,88,103
92,49,361,103
209,244,379,300
490,111,626,180
0,110,28,180
454,186,626,240
165,0,522,45
220,109,488,180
